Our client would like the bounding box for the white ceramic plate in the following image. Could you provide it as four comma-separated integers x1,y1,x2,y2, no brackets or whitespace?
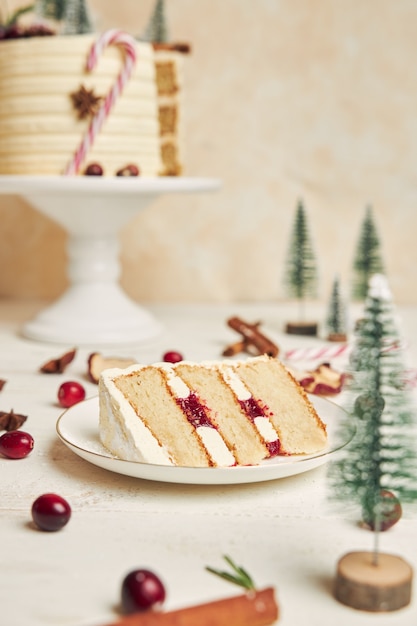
56,396,353,485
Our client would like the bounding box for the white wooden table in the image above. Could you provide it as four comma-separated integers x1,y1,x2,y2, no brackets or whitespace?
1,300,416,626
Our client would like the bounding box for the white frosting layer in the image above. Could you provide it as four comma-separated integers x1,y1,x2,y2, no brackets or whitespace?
253,416,280,444
220,365,252,400
195,426,235,467
159,363,190,398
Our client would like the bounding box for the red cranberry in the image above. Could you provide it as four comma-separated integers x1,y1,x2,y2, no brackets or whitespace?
31,493,71,531
3,24,24,39
24,24,55,38
116,164,140,177
362,490,402,531
84,163,104,176
121,569,166,614
57,381,86,408
162,351,184,364
0,430,34,459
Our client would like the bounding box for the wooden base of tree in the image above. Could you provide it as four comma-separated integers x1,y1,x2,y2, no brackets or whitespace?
327,332,347,342
334,551,413,612
285,322,318,336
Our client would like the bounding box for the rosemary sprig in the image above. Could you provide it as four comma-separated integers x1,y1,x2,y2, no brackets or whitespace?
206,555,256,591
3,4,34,27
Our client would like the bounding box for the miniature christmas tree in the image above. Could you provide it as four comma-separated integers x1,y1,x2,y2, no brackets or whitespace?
34,0,67,21
283,199,319,335
351,205,385,301
142,0,169,43
61,0,92,34
325,275,347,341
329,274,417,611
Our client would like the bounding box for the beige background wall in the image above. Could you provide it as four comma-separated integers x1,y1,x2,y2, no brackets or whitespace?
1,0,417,305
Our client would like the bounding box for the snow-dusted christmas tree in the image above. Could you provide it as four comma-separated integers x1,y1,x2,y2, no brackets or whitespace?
35,0,67,22
283,199,319,335
142,0,169,43
351,206,385,301
62,0,92,34
325,275,347,341
331,274,417,523
329,274,417,611
283,199,318,301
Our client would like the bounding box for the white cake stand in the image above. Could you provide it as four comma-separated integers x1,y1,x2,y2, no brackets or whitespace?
0,176,220,345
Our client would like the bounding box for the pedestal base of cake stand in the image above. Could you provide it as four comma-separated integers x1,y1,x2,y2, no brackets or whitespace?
0,176,220,345
23,283,161,345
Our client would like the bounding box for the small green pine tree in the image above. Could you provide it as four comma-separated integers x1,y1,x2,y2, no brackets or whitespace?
283,199,318,316
351,205,385,301
142,0,169,43
62,0,92,34
325,275,347,338
35,0,67,21
329,274,417,556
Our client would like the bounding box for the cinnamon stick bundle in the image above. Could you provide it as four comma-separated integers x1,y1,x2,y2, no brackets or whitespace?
223,317,279,358
104,588,278,626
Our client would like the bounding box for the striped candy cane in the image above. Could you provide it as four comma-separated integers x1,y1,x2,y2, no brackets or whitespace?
65,29,137,175
284,344,350,362
284,339,407,362
404,369,417,388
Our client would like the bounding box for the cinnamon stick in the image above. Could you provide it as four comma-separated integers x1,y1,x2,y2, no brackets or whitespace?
103,588,278,626
226,317,279,358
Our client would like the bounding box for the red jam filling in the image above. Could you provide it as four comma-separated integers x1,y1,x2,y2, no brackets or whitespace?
176,393,216,430
238,397,281,457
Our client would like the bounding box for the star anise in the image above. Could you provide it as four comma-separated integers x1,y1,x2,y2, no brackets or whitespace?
70,85,103,120
0,409,27,431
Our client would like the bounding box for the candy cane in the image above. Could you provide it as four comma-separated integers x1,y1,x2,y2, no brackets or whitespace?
284,344,350,362
284,340,408,362
65,29,137,175
404,369,417,388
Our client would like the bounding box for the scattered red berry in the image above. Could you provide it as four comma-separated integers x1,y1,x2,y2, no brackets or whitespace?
0,22,54,39
116,164,140,177
2,24,24,39
0,430,34,459
84,163,104,176
24,24,55,37
31,493,71,532
121,569,166,614
162,351,183,364
362,490,402,531
57,381,86,408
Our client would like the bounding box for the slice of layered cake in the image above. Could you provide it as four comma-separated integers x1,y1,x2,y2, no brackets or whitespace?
99,355,327,468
